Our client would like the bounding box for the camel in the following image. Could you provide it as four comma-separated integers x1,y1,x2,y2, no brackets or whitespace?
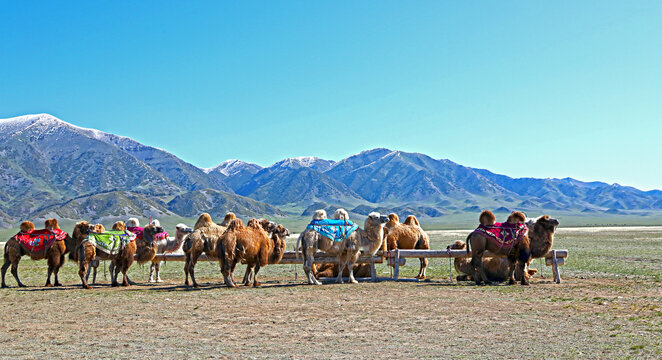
310,208,373,280
149,223,193,283
447,240,537,282
467,210,531,285
384,213,430,279
520,215,560,278
78,221,163,288
239,218,279,285
218,219,289,287
182,212,236,287
2,219,75,288
297,211,389,285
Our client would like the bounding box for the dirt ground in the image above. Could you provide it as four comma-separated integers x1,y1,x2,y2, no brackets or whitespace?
0,227,660,359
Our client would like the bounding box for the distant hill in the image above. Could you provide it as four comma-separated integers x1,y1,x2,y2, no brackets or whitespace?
1,113,661,228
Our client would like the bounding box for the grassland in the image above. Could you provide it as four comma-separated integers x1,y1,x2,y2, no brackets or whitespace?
0,227,660,359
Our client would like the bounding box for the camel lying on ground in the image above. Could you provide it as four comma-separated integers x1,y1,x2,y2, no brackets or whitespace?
218,219,289,287
2,219,75,288
385,213,430,279
448,240,537,282
467,210,531,285
182,212,236,287
297,210,389,285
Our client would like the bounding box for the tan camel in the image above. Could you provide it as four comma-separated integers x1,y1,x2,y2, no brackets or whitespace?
182,212,236,287
385,213,430,279
448,240,537,282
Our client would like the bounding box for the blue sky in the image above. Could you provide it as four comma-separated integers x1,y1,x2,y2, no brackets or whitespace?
1,1,661,190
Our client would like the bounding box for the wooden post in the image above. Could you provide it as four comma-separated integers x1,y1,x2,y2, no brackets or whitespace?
370,258,377,282
552,250,561,284
393,249,400,281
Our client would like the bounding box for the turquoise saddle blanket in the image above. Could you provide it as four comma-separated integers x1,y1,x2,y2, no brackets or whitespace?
306,219,359,242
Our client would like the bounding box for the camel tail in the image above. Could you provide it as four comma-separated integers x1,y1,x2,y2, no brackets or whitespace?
295,233,302,259
465,233,472,256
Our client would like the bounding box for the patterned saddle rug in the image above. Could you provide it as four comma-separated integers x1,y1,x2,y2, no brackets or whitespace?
14,229,68,253
127,226,168,241
85,230,136,255
472,222,528,250
306,219,359,242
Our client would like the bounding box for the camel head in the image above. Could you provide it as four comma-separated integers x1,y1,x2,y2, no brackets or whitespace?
19,221,35,233
366,212,390,228
44,218,60,230
312,209,327,221
112,221,126,231
219,212,237,227
447,240,466,251
127,218,140,228
143,224,166,243
535,215,559,231
151,219,161,227
333,208,349,220
175,223,193,235
258,218,277,234
73,221,92,237
479,210,496,226
269,224,290,263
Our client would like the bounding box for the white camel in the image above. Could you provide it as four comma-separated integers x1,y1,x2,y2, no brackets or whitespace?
149,223,193,283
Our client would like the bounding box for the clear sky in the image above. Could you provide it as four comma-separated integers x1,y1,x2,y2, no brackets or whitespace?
1,1,660,190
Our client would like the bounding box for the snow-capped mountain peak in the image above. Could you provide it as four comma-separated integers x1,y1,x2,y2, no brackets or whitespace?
271,156,337,172
205,159,262,176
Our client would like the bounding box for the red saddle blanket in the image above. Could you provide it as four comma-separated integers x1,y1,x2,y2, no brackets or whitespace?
14,229,68,253
471,222,528,250
127,226,168,241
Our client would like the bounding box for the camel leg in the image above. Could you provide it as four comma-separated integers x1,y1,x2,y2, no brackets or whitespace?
242,266,254,286
184,253,191,286
303,247,321,285
155,262,163,283
253,264,261,287
336,258,346,284
416,258,428,279
45,252,60,287
190,258,200,288
347,258,358,284
221,259,237,288
53,253,65,286
518,260,530,286
1,257,11,288
149,263,155,283
507,258,517,285
9,257,25,287
78,247,92,289
121,267,130,287
471,252,490,285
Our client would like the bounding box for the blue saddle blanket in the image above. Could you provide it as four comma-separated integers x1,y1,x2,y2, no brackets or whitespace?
306,219,359,242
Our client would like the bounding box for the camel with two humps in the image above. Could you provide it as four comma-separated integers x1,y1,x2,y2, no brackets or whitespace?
297,210,389,285
2,219,76,288
218,218,289,287
385,213,430,279
182,212,236,287
448,240,537,282
148,223,193,283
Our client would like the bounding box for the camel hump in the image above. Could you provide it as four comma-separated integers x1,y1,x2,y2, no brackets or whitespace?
247,218,262,230
112,221,126,231
227,218,245,231
20,221,35,233
508,211,526,223
403,215,419,226
195,213,214,229
479,210,496,226
388,213,399,223
44,218,59,230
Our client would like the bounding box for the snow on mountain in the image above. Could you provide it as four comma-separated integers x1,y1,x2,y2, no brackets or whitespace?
205,159,263,176
270,156,337,172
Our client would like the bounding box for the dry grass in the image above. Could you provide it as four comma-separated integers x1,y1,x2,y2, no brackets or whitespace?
0,227,660,359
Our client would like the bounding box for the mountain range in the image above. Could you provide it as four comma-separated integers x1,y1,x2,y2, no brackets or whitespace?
1,113,660,228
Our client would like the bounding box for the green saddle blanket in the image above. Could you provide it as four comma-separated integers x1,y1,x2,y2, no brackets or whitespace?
85,230,136,255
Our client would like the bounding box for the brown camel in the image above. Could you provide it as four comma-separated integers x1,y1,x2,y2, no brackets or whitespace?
218,219,289,287
467,210,531,285
2,219,75,288
448,240,537,282
521,215,560,278
312,263,372,279
78,221,162,289
385,213,430,279
108,222,162,285
182,212,236,287
297,211,389,285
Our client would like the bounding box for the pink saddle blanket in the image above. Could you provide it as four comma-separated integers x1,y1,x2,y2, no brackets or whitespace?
471,222,528,250
127,226,168,241
14,229,68,253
